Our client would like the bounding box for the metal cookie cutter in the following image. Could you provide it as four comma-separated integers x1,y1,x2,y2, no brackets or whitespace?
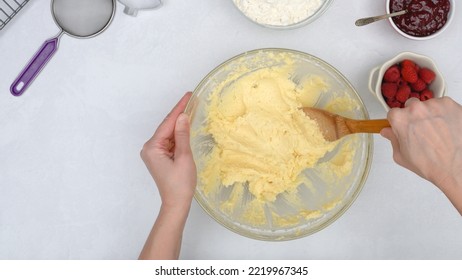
117,0,162,17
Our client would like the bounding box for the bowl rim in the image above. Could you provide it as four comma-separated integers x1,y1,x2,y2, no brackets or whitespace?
370,51,446,111
232,0,334,30
385,0,455,40
186,48,374,241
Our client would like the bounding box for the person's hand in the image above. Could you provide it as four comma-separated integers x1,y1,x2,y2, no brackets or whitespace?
140,92,197,210
139,92,197,259
381,97,462,214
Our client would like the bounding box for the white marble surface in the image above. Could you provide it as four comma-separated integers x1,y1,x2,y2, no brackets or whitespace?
1,0,461,260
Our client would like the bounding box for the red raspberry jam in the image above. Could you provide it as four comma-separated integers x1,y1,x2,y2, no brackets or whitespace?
390,0,451,37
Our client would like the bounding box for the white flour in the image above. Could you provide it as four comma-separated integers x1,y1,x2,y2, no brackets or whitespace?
233,0,325,26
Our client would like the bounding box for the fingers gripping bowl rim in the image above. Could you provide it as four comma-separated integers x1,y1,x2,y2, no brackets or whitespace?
185,48,373,241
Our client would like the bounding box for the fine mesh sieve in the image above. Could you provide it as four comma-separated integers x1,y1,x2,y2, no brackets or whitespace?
10,0,116,96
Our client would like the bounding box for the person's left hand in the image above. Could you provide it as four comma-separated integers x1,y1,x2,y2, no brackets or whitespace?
140,92,197,210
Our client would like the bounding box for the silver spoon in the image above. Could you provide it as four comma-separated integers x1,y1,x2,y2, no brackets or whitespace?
355,10,407,26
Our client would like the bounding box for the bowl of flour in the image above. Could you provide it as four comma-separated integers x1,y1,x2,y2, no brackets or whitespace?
233,0,334,29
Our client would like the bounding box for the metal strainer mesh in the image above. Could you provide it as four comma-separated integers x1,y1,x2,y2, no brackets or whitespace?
53,0,114,37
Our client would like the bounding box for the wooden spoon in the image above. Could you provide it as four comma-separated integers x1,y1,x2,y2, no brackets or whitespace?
302,107,390,142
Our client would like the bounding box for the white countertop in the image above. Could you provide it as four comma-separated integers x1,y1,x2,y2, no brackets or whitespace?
1,0,461,260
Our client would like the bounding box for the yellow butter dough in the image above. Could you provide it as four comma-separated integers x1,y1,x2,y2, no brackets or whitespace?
201,65,337,202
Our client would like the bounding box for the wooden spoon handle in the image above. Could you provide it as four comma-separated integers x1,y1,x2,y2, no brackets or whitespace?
345,119,390,134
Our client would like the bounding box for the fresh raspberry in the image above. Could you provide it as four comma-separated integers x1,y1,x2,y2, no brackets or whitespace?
420,89,434,101
401,66,418,83
383,65,400,83
397,78,408,87
410,79,426,92
410,92,420,99
386,99,401,108
401,59,416,69
419,68,436,84
381,83,398,99
396,85,411,103
400,85,411,95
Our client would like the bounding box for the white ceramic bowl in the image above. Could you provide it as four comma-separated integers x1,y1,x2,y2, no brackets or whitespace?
232,0,334,29
369,52,446,112
386,0,454,40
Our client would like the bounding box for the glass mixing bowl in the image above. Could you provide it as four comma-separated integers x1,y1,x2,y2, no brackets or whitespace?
185,48,373,241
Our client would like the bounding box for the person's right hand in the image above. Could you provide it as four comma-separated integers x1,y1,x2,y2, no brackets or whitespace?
381,97,462,214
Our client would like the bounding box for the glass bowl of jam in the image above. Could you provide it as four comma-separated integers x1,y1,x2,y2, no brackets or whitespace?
386,0,454,40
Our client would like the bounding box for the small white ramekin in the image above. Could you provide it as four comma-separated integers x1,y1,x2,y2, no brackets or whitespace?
386,0,455,40
368,52,446,112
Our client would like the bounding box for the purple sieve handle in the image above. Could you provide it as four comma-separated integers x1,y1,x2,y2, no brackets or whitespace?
10,36,60,96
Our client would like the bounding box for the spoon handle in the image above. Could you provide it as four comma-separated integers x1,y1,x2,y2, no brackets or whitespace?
345,119,390,134
355,10,407,26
